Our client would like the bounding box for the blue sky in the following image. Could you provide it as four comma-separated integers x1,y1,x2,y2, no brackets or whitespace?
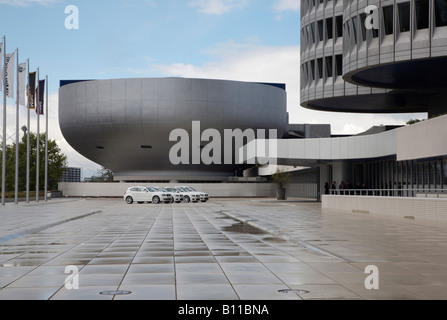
1,0,426,177
1,0,300,91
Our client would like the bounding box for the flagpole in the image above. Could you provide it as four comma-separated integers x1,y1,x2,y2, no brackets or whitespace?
36,68,40,203
26,59,30,204
44,75,48,202
15,47,19,204
2,36,6,206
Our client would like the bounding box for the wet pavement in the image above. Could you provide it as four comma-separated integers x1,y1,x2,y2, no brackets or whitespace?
0,197,447,300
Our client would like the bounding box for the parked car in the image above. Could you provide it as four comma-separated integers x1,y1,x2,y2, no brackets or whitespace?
174,186,200,203
179,186,209,202
124,186,172,204
161,187,185,203
152,187,184,203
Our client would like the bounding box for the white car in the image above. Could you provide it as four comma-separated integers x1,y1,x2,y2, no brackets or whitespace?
179,186,209,203
124,186,172,204
162,187,186,203
174,186,200,203
153,187,184,203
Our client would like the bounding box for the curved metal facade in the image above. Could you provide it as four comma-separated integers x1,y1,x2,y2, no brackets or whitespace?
300,0,447,115
59,78,288,181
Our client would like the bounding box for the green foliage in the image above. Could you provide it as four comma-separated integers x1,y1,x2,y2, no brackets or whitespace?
406,119,423,125
271,167,292,189
90,167,114,182
0,133,67,193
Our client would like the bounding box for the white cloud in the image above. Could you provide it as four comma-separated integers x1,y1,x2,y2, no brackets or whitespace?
189,0,248,15
0,0,60,7
272,0,300,20
272,0,300,12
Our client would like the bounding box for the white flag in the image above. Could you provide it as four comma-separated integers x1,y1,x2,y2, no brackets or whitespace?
4,52,15,99
0,43,3,91
18,62,27,106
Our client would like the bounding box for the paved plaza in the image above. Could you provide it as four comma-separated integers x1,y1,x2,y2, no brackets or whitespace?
0,197,447,300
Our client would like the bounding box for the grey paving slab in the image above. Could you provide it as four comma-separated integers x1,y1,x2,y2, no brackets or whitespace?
0,197,446,300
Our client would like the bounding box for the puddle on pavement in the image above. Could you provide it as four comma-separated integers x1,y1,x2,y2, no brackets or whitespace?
261,236,288,243
222,222,268,235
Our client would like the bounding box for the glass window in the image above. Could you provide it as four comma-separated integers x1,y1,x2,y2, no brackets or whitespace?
383,5,394,35
346,19,352,39
310,22,316,43
306,25,311,45
326,17,333,39
325,56,333,77
443,160,447,187
335,54,343,76
415,0,430,29
304,62,309,83
300,65,305,88
436,161,442,188
398,2,411,32
310,60,316,80
317,20,324,42
435,0,447,27
359,13,367,41
351,17,358,44
317,58,323,79
336,15,343,37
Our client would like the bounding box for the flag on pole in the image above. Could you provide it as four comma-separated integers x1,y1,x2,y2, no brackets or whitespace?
36,79,45,115
0,42,3,91
4,52,15,98
28,71,36,109
18,62,27,106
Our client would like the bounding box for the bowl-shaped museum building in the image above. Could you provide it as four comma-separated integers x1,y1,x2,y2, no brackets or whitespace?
59,78,288,182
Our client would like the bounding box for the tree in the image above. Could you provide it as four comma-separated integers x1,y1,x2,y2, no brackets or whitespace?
0,133,67,193
90,167,114,182
271,167,292,200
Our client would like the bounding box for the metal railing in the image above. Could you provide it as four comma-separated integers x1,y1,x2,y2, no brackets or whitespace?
328,188,447,198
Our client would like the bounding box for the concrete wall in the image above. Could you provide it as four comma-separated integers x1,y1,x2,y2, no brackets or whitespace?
396,114,447,161
245,129,397,164
58,182,277,198
322,195,447,224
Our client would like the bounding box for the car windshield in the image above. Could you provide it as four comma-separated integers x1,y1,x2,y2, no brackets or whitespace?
147,187,158,192
177,187,187,192
166,188,177,192
186,187,196,191
158,188,168,192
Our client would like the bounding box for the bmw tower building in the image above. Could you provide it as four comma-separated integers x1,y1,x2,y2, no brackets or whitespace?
300,0,447,116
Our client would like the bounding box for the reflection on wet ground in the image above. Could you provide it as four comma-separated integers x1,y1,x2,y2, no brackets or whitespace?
222,222,268,235
0,198,447,300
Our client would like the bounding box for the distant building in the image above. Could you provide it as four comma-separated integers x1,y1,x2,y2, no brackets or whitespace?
60,167,82,183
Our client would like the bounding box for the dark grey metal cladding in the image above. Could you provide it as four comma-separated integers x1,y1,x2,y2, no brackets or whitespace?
59,78,288,179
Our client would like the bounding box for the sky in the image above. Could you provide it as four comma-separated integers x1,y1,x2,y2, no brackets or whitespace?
1,0,427,178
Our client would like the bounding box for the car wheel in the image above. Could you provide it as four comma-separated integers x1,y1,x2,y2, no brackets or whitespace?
184,196,190,203
126,197,133,204
152,196,160,204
